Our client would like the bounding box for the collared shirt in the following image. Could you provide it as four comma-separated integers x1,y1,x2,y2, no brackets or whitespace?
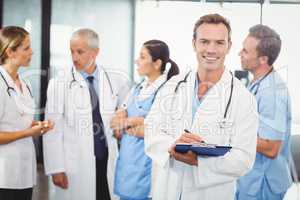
237,70,292,195
80,65,99,97
248,71,291,141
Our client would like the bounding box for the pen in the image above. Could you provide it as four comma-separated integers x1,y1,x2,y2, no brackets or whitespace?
184,129,191,133
184,129,205,143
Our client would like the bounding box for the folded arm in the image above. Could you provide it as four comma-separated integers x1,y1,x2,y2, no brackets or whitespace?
257,138,282,159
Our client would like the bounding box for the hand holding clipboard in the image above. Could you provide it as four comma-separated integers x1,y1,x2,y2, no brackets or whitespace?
175,129,232,157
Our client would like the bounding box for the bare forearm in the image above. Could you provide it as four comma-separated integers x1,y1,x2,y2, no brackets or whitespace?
127,125,145,138
0,120,53,145
257,137,282,159
0,130,30,145
126,117,144,128
110,116,128,130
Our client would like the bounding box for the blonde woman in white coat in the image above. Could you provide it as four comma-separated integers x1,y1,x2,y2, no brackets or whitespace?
0,26,53,200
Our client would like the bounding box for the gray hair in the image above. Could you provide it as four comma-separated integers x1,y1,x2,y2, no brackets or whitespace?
71,28,99,49
248,24,281,66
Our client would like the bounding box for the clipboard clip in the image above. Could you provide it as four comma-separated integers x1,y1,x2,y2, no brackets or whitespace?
192,142,217,148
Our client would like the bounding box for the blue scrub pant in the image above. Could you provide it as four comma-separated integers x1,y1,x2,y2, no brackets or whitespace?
235,178,286,200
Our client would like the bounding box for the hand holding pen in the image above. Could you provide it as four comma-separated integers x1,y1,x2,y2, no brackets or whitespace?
169,129,201,166
175,129,203,144
182,130,217,147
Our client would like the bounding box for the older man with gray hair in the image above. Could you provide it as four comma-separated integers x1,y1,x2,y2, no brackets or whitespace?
43,28,129,200
236,24,292,200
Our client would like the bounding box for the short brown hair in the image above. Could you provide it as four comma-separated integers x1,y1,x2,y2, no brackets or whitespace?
0,26,29,64
248,24,281,66
193,13,231,41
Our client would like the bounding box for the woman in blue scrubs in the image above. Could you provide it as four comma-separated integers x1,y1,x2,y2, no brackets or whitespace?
111,40,179,200
0,26,53,200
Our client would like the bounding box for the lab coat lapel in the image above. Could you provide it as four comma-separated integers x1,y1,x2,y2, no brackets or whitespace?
18,79,35,115
0,67,34,117
185,69,196,130
170,69,195,132
72,67,88,88
70,67,93,124
97,67,117,124
191,69,233,142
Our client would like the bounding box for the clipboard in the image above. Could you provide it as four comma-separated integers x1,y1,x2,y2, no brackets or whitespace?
175,143,232,157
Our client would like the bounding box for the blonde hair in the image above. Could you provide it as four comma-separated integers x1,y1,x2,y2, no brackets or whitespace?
0,26,29,64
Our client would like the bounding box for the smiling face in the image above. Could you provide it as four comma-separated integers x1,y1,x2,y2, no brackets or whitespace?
70,36,98,71
193,23,231,71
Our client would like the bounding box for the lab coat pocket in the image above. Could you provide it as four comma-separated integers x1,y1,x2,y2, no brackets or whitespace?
4,144,22,184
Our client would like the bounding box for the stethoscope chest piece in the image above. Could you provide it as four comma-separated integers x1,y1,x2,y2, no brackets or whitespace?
218,119,234,129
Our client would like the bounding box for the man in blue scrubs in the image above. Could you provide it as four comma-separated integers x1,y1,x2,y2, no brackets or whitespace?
236,24,292,200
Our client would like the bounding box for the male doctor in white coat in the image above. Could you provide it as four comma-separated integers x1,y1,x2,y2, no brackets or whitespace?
43,28,129,200
144,14,259,200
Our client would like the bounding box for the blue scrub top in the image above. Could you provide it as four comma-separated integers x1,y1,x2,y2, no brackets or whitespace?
114,83,155,200
192,73,203,120
237,70,292,195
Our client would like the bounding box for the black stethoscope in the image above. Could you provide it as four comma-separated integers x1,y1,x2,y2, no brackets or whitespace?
69,67,115,96
0,71,33,97
173,70,234,123
249,67,274,95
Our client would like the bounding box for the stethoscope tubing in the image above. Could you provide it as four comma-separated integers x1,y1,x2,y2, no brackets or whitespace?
0,71,33,97
69,67,114,96
173,70,234,120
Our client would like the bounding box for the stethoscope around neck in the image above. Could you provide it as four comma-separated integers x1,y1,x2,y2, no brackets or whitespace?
133,78,169,104
172,70,234,123
0,71,33,98
249,67,274,95
69,67,115,97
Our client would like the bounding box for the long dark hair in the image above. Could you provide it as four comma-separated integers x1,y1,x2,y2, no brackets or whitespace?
143,39,179,80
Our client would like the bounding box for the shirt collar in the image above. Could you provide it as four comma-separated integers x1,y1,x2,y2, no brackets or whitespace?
137,73,168,100
80,65,99,81
248,70,274,92
142,73,167,91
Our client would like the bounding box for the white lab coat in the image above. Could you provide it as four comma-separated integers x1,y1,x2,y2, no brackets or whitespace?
43,66,130,200
144,69,259,200
0,66,36,189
